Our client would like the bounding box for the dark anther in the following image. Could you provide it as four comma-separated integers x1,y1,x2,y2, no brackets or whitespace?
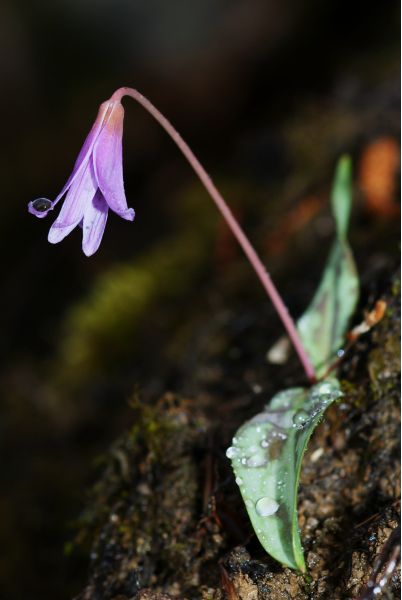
32,198,52,212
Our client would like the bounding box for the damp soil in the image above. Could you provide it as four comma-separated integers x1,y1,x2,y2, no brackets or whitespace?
72,268,400,600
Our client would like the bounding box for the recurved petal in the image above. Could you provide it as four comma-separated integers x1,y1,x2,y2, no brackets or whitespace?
55,101,112,203
82,191,109,256
48,162,98,244
93,101,135,221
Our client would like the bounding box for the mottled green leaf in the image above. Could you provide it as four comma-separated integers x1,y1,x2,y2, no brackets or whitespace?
227,378,342,571
297,156,359,377
229,158,359,571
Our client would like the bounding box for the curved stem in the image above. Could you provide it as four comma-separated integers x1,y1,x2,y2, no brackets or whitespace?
111,86,316,383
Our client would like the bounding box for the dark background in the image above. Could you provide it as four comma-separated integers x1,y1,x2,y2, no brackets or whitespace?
0,1,399,598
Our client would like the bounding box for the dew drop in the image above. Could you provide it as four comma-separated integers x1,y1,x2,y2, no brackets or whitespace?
272,430,287,440
226,446,238,459
292,410,309,428
317,381,334,395
31,198,53,212
235,476,243,485
246,454,267,468
255,496,279,517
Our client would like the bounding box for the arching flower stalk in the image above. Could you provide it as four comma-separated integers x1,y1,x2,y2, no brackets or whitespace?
28,87,316,383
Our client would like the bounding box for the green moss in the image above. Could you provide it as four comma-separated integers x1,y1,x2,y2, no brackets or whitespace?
57,233,208,382
391,277,400,298
74,393,222,596
340,380,366,408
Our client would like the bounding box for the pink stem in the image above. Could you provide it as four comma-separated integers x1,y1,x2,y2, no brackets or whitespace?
112,86,316,383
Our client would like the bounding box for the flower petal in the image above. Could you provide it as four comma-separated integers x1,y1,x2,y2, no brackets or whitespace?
93,101,135,221
48,162,97,244
54,101,112,203
82,191,109,256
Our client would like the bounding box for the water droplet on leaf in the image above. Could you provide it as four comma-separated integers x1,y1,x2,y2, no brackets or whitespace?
317,381,334,395
255,496,279,517
226,446,238,459
292,410,309,428
246,454,267,468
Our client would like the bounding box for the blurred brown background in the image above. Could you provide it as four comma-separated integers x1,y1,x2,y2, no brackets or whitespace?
0,0,399,598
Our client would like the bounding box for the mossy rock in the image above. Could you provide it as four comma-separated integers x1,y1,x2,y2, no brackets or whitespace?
74,274,400,599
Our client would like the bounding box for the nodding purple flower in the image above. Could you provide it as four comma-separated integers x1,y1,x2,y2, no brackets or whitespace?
28,99,135,256
27,85,318,381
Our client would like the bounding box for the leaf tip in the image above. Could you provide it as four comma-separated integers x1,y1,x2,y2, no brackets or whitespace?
337,153,352,176
331,153,353,239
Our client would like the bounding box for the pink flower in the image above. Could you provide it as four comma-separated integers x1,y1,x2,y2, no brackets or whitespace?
28,99,135,256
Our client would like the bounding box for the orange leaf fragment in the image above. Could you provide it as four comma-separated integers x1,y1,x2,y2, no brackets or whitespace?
358,137,400,218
